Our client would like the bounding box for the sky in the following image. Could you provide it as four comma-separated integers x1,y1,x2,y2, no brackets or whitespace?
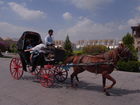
0,0,140,42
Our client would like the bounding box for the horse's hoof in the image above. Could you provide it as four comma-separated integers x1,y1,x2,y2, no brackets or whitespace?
105,92,110,96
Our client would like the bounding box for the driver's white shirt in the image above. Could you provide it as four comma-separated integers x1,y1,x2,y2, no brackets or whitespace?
32,43,45,53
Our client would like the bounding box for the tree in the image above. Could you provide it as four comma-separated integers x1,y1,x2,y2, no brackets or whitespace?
63,35,73,56
122,33,134,48
122,33,137,60
10,43,17,53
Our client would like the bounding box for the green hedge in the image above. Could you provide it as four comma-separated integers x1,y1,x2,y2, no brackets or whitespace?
82,45,108,55
117,61,140,72
73,50,83,55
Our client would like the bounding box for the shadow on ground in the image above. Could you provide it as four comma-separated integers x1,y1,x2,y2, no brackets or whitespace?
21,75,140,96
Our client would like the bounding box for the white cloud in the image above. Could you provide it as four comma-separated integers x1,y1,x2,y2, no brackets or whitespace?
68,0,113,10
118,24,129,30
0,21,39,38
52,0,113,10
8,2,46,20
62,12,72,20
136,6,140,11
128,16,140,26
56,18,122,41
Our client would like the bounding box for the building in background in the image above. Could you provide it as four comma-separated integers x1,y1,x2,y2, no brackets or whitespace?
54,40,64,48
131,25,140,51
76,39,118,49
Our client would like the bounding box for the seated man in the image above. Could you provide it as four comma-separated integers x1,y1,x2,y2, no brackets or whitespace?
24,43,46,72
45,29,55,47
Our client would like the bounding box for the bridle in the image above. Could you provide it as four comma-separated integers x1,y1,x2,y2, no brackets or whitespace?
117,47,129,60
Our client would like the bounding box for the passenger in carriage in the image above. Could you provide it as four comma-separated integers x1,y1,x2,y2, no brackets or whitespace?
25,39,33,50
45,29,55,46
24,43,46,67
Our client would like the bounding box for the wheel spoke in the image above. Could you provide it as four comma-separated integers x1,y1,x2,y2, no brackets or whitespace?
13,71,17,78
11,69,16,74
16,72,19,79
12,71,16,77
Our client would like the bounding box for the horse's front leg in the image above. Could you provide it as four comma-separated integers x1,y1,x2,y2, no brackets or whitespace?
102,72,116,96
104,74,116,90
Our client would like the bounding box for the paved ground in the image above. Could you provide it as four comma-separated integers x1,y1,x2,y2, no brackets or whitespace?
0,57,140,105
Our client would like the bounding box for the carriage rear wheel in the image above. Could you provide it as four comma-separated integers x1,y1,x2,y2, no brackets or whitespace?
39,67,54,87
10,58,24,80
27,66,41,76
54,66,68,82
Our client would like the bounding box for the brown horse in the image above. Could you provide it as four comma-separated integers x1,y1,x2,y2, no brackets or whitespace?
64,46,131,95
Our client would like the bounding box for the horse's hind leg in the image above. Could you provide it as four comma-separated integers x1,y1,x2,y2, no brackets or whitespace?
71,72,75,87
75,75,79,82
71,71,78,87
71,67,84,87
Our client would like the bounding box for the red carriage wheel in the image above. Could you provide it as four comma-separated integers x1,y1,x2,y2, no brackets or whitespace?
27,66,41,75
54,66,68,82
10,58,24,80
32,66,40,75
39,67,54,87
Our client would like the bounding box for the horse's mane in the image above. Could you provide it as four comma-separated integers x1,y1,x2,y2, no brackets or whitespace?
93,48,119,61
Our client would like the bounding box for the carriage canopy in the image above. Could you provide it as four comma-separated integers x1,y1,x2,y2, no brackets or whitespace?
17,31,42,51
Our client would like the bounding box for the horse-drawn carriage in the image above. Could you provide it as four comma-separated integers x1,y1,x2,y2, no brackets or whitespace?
10,31,131,95
10,31,68,87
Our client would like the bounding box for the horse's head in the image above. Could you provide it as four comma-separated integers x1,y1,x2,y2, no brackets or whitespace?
117,46,132,61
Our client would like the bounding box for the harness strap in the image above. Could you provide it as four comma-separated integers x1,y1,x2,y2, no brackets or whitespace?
77,55,84,64
79,55,99,74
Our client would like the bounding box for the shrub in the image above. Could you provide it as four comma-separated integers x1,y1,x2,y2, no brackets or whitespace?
82,45,108,55
117,61,140,72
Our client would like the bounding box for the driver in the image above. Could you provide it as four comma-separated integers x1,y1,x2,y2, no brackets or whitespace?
45,29,55,46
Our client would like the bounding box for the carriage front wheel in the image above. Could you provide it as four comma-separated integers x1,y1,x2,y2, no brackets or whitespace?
54,66,68,82
10,58,24,80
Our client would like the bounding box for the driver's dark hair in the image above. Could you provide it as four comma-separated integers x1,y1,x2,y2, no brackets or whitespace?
48,29,53,33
